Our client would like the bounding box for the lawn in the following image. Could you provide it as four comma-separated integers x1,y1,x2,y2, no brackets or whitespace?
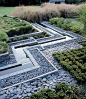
0,7,16,16
0,6,40,17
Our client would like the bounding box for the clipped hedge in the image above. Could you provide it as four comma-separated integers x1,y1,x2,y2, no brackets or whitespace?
26,82,81,99
52,47,86,83
0,42,9,54
7,25,33,37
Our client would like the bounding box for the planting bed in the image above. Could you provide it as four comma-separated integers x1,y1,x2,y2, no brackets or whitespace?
53,47,86,83
0,16,36,37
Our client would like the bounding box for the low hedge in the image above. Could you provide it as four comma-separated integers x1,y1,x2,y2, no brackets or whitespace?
52,47,86,83
7,25,34,37
49,17,85,37
34,32,50,39
0,42,9,54
7,36,29,43
26,82,85,99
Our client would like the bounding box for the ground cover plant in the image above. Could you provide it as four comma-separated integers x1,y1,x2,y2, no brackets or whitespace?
52,45,86,83
26,82,85,99
0,16,36,37
11,3,86,22
49,17,86,37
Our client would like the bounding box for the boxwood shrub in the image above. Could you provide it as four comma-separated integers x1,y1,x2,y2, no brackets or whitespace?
53,46,86,83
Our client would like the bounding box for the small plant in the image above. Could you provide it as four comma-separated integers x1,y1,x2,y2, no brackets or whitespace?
23,36,29,39
38,35,44,38
18,37,23,41
13,38,18,42
34,36,38,39
45,33,50,37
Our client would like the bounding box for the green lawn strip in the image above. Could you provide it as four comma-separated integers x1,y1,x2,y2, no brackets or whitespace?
26,82,85,99
0,6,40,17
52,46,86,83
49,17,86,38
0,7,16,16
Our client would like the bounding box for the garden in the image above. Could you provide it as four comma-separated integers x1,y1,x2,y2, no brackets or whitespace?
0,1,86,99
52,42,86,83
27,82,85,99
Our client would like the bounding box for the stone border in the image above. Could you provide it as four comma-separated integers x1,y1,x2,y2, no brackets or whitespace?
0,52,9,63
0,46,21,71
0,46,56,89
0,47,40,80
32,23,66,44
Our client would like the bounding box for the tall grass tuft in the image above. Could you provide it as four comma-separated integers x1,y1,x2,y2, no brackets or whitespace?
11,3,86,22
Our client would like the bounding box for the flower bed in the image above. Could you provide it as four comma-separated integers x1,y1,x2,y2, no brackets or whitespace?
52,45,86,83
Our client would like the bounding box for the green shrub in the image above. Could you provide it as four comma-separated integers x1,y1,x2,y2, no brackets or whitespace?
7,25,33,36
18,37,23,41
34,36,38,39
80,6,86,32
0,42,9,54
39,35,44,38
23,36,29,39
57,18,65,27
0,31,8,42
45,33,50,37
62,19,72,30
13,38,18,42
49,17,59,25
52,46,86,82
70,22,83,34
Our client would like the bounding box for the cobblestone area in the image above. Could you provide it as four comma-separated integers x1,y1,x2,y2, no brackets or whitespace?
0,48,55,89
0,21,86,99
0,46,17,67
0,43,82,99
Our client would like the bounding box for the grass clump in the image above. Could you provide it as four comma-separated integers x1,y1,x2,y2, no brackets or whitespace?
11,3,86,22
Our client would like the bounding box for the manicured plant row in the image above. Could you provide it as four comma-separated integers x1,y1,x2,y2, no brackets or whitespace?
7,36,29,43
0,16,36,37
33,32,50,39
0,42,9,54
26,82,85,99
49,17,86,37
52,46,86,83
